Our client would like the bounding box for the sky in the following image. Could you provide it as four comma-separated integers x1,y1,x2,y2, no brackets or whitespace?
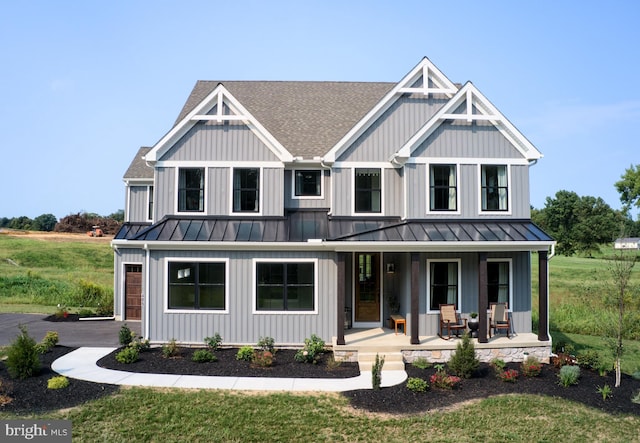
1,1,639,220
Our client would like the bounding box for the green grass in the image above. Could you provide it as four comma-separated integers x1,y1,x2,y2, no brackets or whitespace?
0,236,113,308
1,389,638,442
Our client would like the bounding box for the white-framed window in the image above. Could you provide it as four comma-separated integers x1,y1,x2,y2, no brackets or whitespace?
147,185,154,221
253,259,317,313
428,164,457,212
354,168,382,213
232,168,260,213
177,168,205,213
427,259,461,312
487,259,512,309
165,259,228,313
292,169,323,199
481,164,509,212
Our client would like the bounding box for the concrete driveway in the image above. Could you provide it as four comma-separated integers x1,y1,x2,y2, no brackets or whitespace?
0,313,140,347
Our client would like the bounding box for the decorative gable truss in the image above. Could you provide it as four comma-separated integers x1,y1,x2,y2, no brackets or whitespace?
323,57,458,164
144,84,294,164
393,82,543,164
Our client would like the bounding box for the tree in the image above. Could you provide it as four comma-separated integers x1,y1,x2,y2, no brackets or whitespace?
32,213,58,232
8,216,33,231
108,209,125,223
615,164,640,216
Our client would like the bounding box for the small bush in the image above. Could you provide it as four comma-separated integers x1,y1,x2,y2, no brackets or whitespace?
558,365,581,387
497,368,519,383
251,350,274,367
35,331,59,354
257,336,275,353
325,354,343,371
162,339,180,358
521,356,542,377
96,295,114,317
490,358,506,374
412,357,431,370
47,376,69,390
204,333,223,351
372,354,385,390
6,326,41,379
448,333,479,379
430,365,461,389
406,377,429,393
119,324,133,346
115,346,139,364
236,346,255,361
77,308,95,317
597,384,612,401
577,349,602,371
129,336,151,353
295,334,326,364
192,349,217,363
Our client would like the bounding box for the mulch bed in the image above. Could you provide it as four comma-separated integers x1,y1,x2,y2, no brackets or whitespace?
2,347,640,416
44,314,111,322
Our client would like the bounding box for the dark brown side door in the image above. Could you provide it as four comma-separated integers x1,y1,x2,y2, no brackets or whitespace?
355,253,380,323
125,264,142,320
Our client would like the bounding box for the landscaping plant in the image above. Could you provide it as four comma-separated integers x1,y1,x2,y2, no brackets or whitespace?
119,323,133,346
559,365,581,387
597,384,612,401
521,355,542,377
371,353,385,390
236,346,254,362
448,332,479,378
6,325,40,379
47,376,69,390
162,339,180,358
204,333,223,351
115,346,139,364
192,349,217,363
35,331,59,354
294,334,325,364
406,377,429,393
498,368,519,383
430,364,461,389
411,357,431,370
257,336,275,353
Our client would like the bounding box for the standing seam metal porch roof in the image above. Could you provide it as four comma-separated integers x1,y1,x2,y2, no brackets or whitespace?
114,212,553,244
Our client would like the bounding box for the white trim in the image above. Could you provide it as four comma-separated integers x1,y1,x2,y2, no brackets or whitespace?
487,258,513,310
406,157,530,166
146,185,154,222
425,162,461,216
230,166,263,216
351,167,384,216
125,184,131,223
174,167,208,215
252,258,319,315
351,252,384,329
426,258,462,314
156,160,283,168
291,168,324,200
325,57,457,163
477,164,512,216
333,161,400,169
163,257,230,314
145,84,293,163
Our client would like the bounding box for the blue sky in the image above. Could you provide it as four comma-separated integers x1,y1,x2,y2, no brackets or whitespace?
2,1,639,219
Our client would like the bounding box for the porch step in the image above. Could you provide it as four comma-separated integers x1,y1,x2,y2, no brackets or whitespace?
357,351,405,371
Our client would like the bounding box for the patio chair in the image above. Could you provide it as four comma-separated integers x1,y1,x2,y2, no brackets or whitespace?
438,304,467,340
489,302,511,338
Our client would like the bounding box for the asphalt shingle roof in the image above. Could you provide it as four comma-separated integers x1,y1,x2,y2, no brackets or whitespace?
123,146,153,179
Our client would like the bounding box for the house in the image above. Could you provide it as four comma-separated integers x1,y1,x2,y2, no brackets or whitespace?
112,58,555,362
614,238,640,250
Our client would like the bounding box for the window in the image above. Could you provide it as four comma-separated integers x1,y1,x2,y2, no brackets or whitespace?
168,262,225,310
294,170,322,197
256,262,315,311
354,168,381,213
147,186,154,220
233,168,260,212
481,165,508,211
430,165,457,211
488,261,510,307
178,168,204,212
429,261,459,311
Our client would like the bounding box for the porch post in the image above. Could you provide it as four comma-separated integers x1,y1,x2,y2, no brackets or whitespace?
410,252,420,344
478,252,488,343
538,250,550,341
337,252,346,346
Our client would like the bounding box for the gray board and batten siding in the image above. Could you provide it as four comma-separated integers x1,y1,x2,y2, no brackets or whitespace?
127,186,150,223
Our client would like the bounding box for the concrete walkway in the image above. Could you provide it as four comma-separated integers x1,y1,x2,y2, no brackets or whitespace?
52,347,408,392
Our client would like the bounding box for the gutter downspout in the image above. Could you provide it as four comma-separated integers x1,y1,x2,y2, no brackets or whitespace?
143,243,150,340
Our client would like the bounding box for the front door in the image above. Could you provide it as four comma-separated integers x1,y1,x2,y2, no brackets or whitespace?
125,264,142,320
354,253,381,325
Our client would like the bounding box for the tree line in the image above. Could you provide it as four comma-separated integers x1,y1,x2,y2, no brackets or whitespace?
0,210,124,234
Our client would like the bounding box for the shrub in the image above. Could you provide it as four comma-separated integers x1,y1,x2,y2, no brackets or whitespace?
577,349,602,371
521,356,542,377
192,349,217,363
96,295,114,317
35,331,59,354
47,376,69,390
236,346,255,361
558,365,581,387
204,333,223,351
115,346,139,364
6,326,41,379
448,333,479,379
295,334,326,364
406,377,429,393
498,368,519,383
597,384,612,401
119,324,133,346
129,336,150,353
325,354,343,371
430,365,461,389
257,336,275,353
412,357,431,370
162,339,180,358
77,308,95,318
490,358,506,374
372,354,385,390
75,279,105,306
251,350,274,367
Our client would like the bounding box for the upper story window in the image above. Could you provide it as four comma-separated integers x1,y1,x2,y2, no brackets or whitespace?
481,165,508,211
488,260,510,308
147,185,154,221
178,168,204,212
428,260,460,311
294,170,322,198
355,168,381,213
233,168,260,213
430,164,457,211
168,261,226,311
